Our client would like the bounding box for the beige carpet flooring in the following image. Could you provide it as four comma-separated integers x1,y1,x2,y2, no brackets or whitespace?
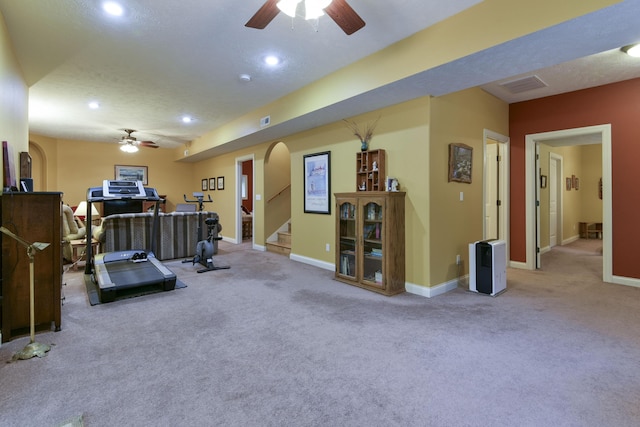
1,238,639,427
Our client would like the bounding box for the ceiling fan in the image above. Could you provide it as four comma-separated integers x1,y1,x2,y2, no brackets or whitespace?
118,129,158,152
245,0,365,35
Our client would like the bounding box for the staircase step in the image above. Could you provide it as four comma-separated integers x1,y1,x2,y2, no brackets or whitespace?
277,231,291,245
266,241,291,256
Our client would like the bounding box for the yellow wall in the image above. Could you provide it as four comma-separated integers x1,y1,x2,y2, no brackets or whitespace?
286,97,431,285
28,135,195,214
429,88,509,285
0,11,28,184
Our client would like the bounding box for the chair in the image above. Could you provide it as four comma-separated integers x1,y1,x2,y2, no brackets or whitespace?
62,204,86,261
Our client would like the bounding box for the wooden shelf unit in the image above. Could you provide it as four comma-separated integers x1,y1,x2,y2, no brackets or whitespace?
1,192,62,342
356,149,385,191
335,191,405,296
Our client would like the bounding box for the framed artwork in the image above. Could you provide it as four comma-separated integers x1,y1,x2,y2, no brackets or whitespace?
540,175,547,189
566,177,572,191
574,177,579,190
448,143,472,183
201,178,208,191
303,151,331,214
217,176,225,190
209,177,216,191
115,165,148,185
571,174,576,188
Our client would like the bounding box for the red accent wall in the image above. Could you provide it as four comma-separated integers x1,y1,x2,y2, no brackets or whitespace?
510,78,640,278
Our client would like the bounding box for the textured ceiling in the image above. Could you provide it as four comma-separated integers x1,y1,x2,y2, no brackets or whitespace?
1,0,640,153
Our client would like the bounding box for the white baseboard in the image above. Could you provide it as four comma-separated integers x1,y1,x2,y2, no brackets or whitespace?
540,245,550,254
611,275,640,288
253,244,266,252
405,276,465,298
289,253,334,271
509,260,528,269
562,235,580,245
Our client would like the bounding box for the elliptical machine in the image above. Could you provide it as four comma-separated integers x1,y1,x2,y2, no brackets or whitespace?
181,192,230,273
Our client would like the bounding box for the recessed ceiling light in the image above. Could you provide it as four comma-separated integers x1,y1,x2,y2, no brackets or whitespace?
622,43,640,57
88,101,100,109
182,116,193,123
239,74,252,82
264,55,280,66
103,1,124,17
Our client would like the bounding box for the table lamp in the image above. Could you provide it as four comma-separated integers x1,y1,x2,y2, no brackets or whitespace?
74,201,100,224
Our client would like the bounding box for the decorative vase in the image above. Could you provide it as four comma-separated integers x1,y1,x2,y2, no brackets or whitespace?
360,140,368,151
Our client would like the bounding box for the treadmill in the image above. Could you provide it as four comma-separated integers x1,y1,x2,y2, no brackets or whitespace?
84,180,177,303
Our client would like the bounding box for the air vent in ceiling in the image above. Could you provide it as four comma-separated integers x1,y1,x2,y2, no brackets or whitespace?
499,75,548,94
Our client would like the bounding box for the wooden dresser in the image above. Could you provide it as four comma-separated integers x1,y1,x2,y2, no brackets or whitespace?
1,192,62,342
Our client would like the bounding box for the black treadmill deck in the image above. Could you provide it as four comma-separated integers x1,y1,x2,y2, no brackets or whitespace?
93,250,177,303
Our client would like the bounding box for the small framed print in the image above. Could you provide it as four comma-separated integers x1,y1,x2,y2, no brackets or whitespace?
201,178,208,191
209,177,216,191
540,175,547,189
566,177,572,191
217,176,225,190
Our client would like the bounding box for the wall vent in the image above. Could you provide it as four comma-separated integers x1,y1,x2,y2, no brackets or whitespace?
499,75,548,94
260,115,271,127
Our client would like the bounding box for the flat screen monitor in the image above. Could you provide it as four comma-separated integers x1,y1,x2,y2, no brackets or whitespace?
103,199,142,217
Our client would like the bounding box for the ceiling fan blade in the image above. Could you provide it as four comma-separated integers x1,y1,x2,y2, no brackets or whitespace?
245,0,280,29
139,141,158,148
324,0,365,35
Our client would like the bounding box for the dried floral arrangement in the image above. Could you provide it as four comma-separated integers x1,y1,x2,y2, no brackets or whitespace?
343,117,380,146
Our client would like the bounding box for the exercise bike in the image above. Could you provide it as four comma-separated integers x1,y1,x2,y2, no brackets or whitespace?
191,217,230,273
181,192,230,273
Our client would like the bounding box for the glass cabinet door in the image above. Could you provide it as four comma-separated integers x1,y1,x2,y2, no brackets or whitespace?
338,201,357,279
362,200,383,287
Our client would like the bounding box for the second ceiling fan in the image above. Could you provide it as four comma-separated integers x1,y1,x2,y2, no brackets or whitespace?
246,0,365,35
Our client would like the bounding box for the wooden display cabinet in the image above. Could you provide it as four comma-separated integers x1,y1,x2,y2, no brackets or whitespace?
1,192,62,342
356,149,385,191
335,191,405,295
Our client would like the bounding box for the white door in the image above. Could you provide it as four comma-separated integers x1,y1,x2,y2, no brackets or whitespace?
549,158,558,247
485,142,498,239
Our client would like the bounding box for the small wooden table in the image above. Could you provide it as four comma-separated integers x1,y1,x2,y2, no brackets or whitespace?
70,239,100,270
579,222,602,239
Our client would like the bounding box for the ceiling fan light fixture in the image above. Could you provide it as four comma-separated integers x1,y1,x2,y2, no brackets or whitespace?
622,43,640,57
277,0,301,18
120,143,138,153
305,0,331,19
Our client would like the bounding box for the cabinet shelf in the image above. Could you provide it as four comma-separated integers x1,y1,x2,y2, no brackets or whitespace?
335,192,405,296
356,149,385,192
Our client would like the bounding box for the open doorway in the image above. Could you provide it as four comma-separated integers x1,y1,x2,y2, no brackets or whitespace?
524,124,612,283
235,154,254,245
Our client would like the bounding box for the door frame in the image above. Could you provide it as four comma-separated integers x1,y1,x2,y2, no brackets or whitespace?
524,124,612,282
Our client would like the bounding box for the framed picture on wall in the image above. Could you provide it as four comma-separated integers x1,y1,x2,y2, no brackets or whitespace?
303,151,331,214
540,175,547,188
209,177,216,191
566,177,572,191
448,143,472,183
115,165,148,185
217,176,225,190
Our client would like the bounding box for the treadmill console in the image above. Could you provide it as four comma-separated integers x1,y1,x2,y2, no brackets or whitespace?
103,180,146,198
